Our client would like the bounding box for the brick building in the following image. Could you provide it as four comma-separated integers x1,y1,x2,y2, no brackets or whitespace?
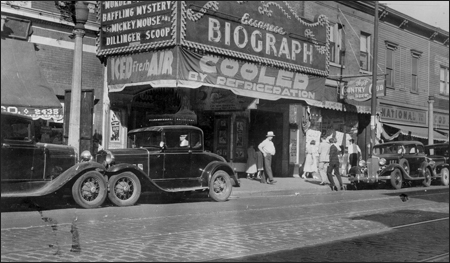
1,1,104,151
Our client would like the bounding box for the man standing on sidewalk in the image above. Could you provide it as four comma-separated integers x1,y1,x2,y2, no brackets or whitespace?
258,131,277,184
317,136,330,185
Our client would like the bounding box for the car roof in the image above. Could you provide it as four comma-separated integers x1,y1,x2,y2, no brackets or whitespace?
425,143,449,148
375,140,424,147
128,125,203,134
1,111,33,121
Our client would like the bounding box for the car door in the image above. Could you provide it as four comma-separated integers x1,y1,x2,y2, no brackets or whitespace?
406,144,420,177
162,130,192,188
1,115,44,182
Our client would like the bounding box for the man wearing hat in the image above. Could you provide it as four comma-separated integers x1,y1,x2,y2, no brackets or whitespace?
258,131,277,184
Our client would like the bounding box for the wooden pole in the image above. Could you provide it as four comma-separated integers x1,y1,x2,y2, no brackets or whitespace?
369,1,379,157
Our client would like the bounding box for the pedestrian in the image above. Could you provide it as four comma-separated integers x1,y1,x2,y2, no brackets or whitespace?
348,138,361,168
327,137,345,191
246,141,257,179
301,140,318,179
258,131,277,184
256,150,265,183
317,136,330,185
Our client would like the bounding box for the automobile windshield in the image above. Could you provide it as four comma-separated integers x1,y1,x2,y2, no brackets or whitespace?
373,144,405,155
129,131,161,148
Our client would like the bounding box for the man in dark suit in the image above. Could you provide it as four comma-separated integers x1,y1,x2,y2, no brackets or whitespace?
327,137,344,191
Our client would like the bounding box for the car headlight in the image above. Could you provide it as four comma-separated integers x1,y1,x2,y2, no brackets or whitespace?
80,150,92,162
358,160,366,167
105,151,115,165
379,158,387,166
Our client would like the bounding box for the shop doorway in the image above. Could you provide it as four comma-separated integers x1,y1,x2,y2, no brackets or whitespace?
249,110,283,178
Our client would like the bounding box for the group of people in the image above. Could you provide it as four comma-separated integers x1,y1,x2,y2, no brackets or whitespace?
245,131,277,185
245,131,362,191
301,136,361,191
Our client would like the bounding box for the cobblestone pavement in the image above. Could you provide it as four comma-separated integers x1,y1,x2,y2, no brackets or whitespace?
1,188,448,262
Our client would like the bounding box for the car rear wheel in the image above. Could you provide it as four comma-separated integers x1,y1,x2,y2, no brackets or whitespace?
108,172,141,207
422,168,432,187
72,171,107,209
390,168,403,189
399,159,410,174
440,168,449,186
209,170,232,202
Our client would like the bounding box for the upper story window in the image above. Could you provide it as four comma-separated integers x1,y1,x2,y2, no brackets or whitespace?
385,41,398,88
440,66,449,96
360,32,371,71
410,50,422,94
328,23,345,64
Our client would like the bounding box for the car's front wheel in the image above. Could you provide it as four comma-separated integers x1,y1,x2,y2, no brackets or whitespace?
72,171,107,209
390,168,403,189
440,168,449,186
422,168,432,187
209,170,232,202
108,172,141,207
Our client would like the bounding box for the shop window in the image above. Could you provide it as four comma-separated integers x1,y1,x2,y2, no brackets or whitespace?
360,32,371,71
328,23,345,64
440,66,449,96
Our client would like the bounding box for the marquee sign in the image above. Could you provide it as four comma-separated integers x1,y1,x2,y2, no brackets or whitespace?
98,1,176,56
181,1,330,77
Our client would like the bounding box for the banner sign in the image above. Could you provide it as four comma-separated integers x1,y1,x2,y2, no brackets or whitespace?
107,49,178,92
380,104,427,126
1,105,63,121
178,48,326,103
346,77,386,101
434,113,449,129
98,1,176,56
182,1,330,77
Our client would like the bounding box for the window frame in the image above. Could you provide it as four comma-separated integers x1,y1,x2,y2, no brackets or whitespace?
440,66,449,96
360,32,371,71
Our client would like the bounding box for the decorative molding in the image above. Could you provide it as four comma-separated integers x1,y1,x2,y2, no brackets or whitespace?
379,9,388,20
398,19,408,29
410,49,423,58
384,40,398,51
430,32,438,40
444,38,449,46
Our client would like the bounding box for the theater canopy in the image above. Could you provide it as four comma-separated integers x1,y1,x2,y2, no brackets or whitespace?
1,39,62,121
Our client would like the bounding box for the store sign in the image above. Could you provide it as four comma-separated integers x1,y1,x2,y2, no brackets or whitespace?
183,1,330,76
98,1,175,54
107,49,177,92
434,113,449,129
380,105,427,125
346,77,386,101
178,48,326,104
1,105,63,121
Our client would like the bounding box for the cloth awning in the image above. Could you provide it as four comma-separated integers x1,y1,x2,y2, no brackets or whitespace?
384,123,448,141
1,39,62,120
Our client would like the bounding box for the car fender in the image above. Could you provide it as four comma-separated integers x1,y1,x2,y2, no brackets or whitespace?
105,163,168,192
380,163,406,177
201,161,240,187
2,161,106,198
435,163,449,177
418,161,434,178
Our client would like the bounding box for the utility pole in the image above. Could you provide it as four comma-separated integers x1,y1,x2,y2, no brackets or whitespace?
68,1,89,155
369,1,379,157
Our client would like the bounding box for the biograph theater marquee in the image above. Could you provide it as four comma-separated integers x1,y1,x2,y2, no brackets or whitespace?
98,1,331,105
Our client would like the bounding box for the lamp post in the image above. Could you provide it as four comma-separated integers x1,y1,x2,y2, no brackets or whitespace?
428,95,435,145
369,1,379,157
67,1,89,155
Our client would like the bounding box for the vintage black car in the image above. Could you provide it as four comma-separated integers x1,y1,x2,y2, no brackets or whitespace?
425,142,449,186
1,112,107,208
96,125,240,207
348,141,436,189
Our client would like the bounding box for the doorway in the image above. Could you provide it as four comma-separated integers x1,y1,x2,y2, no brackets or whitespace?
249,110,283,178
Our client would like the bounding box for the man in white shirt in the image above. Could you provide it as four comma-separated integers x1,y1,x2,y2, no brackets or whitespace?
258,131,277,184
348,138,361,167
317,136,331,185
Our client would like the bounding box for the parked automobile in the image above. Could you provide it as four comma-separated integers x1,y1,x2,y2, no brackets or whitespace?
424,142,449,186
95,125,240,207
348,141,435,189
1,112,107,208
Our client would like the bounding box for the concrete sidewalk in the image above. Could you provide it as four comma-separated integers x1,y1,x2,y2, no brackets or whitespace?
231,176,351,198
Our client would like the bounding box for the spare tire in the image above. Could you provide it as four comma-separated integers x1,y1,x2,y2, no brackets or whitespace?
399,158,410,174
